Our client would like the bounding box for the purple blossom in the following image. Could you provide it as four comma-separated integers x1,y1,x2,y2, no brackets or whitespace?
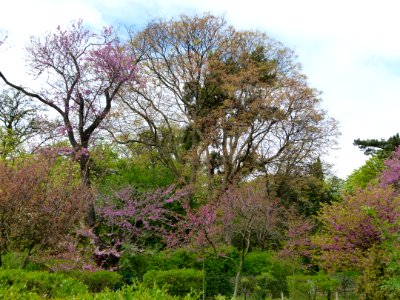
94,184,190,264
380,147,400,188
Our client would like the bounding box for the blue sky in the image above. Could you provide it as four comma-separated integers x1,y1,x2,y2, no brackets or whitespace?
1,0,400,178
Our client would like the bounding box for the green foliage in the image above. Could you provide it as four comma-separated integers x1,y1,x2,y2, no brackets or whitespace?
355,215,400,299
0,285,42,300
271,159,341,217
381,277,400,300
149,249,202,271
118,249,152,281
120,246,237,297
143,268,204,296
287,272,340,300
202,248,237,297
63,270,123,292
242,251,294,297
0,128,24,160
354,133,400,157
120,248,298,298
333,271,358,297
91,143,175,192
119,248,206,283
0,269,88,298
0,252,42,271
83,282,201,300
356,246,390,300
0,274,201,299
238,273,275,299
343,155,385,193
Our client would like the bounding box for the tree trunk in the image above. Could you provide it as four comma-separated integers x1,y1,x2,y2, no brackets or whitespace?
79,151,90,186
327,290,332,300
233,259,243,299
79,151,96,226
189,119,200,185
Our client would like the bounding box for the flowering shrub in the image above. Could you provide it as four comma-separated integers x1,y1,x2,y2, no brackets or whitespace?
312,186,400,271
0,154,92,261
380,147,400,188
91,185,190,269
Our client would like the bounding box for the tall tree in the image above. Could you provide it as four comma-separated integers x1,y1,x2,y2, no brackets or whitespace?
204,31,338,191
111,14,338,194
110,14,230,185
0,20,139,186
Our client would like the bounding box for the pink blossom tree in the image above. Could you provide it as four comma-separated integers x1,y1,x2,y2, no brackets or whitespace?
168,183,285,298
311,147,400,273
84,185,190,269
0,20,139,188
380,147,400,189
312,186,400,270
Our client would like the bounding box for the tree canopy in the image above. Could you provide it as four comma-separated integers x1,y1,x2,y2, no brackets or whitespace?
354,133,400,157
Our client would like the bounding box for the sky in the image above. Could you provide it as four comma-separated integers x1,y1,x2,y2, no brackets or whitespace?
1,0,399,179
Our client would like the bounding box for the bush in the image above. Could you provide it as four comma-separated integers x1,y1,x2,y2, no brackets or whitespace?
143,268,204,296
0,286,42,300
203,250,237,298
0,269,88,298
73,281,201,300
119,246,237,297
0,155,91,259
64,270,123,292
242,251,295,297
0,252,42,271
119,248,202,281
287,272,340,299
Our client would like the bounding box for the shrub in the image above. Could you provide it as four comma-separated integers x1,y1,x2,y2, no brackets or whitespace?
119,247,237,297
0,154,91,261
287,272,340,300
76,281,201,300
143,268,204,296
0,286,42,300
242,251,295,297
119,248,202,281
64,270,123,292
0,269,88,298
0,252,42,271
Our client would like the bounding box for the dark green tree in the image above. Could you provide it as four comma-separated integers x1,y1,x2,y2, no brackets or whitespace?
270,158,341,216
354,133,400,157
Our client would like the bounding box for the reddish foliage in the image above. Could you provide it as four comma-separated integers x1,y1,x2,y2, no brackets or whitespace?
0,154,92,255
